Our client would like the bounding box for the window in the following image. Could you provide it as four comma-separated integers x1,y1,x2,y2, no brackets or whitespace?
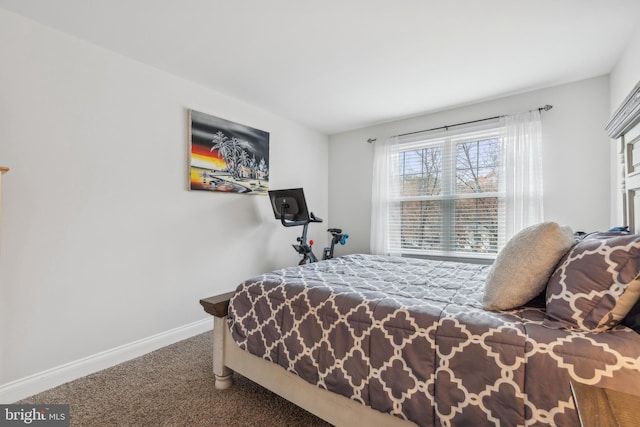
371,111,543,260
391,127,501,258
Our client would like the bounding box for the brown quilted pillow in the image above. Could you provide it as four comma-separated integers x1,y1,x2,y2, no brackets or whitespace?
544,233,640,332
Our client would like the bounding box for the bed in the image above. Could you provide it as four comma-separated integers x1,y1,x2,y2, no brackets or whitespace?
200,83,640,426
202,247,640,426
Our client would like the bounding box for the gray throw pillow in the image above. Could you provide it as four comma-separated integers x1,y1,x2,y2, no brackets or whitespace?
544,233,640,332
483,222,574,311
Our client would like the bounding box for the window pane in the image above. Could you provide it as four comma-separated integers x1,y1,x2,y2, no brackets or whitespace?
399,146,441,197
456,138,499,194
453,197,499,253
398,200,443,251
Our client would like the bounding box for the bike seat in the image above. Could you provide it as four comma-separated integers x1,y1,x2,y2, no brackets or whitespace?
327,228,342,234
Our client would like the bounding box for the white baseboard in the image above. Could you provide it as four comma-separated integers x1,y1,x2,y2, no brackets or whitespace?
0,318,212,403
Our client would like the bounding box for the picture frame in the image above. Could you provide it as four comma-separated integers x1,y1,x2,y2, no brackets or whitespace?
188,109,269,195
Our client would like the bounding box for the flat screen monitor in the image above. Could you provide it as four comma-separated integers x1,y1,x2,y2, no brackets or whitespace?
268,188,310,222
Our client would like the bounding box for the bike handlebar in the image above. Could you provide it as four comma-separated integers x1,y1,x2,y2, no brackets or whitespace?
280,211,323,228
280,216,308,227
310,212,323,223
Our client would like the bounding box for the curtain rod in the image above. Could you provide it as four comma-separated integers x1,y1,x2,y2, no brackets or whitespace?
366,104,553,143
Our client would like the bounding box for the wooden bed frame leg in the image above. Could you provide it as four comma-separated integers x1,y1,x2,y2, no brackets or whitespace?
213,315,234,390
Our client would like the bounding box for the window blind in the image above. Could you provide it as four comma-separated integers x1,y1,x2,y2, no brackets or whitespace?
388,125,503,258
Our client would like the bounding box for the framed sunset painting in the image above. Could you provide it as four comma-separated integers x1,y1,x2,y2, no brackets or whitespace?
188,109,270,195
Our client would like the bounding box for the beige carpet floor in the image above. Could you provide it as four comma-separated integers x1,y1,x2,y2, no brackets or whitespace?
18,332,332,426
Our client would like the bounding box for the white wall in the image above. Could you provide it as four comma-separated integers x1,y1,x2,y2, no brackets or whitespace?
610,27,640,111
329,76,612,254
0,9,328,390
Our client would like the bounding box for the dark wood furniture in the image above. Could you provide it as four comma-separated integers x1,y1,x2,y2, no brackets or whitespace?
200,291,234,317
571,381,639,427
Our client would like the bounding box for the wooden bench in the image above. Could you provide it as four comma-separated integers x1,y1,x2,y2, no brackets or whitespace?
200,291,234,317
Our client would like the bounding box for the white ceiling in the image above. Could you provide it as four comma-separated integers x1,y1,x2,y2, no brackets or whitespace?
1,0,639,135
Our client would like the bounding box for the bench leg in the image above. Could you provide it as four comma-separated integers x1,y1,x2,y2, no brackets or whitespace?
213,315,234,390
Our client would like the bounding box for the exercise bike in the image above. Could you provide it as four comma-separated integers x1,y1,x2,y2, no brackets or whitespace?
268,188,348,265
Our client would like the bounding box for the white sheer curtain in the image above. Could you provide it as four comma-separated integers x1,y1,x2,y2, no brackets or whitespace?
498,110,544,246
370,136,399,255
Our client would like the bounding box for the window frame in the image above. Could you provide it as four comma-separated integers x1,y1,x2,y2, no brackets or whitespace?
389,123,503,260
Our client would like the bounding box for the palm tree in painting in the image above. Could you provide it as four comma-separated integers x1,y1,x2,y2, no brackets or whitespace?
249,154,257,179
237,149,250,178
257,157,268,181
227,137,242,178
210,131,231,172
